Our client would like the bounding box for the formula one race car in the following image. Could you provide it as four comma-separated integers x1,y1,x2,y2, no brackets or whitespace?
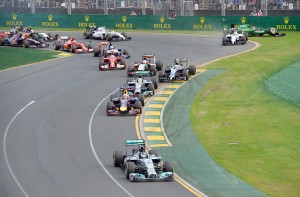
0,32,49,48
158,58,196,82
222,29,247,46
127,54,163,77
236,24,286,37
113,139,174,182
53,36,93,53
125,72,158,97
93,41,130,59
98,52,126,70
106,89,144,115
83,26,131,41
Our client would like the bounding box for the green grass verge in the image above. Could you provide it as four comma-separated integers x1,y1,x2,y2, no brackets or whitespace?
191,32,300,197
0,47,61,70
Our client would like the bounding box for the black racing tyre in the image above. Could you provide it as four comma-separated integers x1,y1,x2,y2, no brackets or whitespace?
106,101,113,115
188,65,196,75
123,49,129,55
151,77,158,89
106,34,112,41
135,101,142,113
93,48,100,57
0,38,4,46
150,64,156,76
163,161,173,173
32,34,39,41
127,78,133,83
158,71,164,83
137,94,145,106
110,93,118,100
127,65,133,77
182,70,189,80
125,162,136,179
113,151,124,167
53,42,61,50
83,32,90,39
269,27,278,36
70,44,76,53
156,60,163,71
87,43,93,49
38,38,45,44
241,36,246,44
243,32,249,41
149,150,158,156
120,59,126,69
122,32,127,37
222,37,228,46
22,40,29,48
99,59,104,70
148,83,155,93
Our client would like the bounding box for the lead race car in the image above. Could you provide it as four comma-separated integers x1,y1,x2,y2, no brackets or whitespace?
158,58,196,82
222,29,247,46
83,26,131,41
113,139,174,182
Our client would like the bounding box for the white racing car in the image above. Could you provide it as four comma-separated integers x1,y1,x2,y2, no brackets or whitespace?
222,29,247,46
83,26,131,41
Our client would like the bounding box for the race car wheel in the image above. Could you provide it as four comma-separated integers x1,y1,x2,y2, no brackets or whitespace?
127,65,133,77
135,101,142,113
158,71,165,83
83,32,90,39
188,65,196,75
22,40,29,48
93,49,100,57
113,151,124,167
151,77,158,89
53,42,61,50
106,34,112,41
0,38,4,46
137,94,145,106
70,44,76,53
38,38,45,44
148,83,155,93
150,65,156,76
222,37,228,46
163,161,173,173
87,44,93,49
110,93,118,100
99,59,104,70
123,49,129,55
125,162,136,179
182,70,189,81
156,60,163,71
120,59,126,69
149,150,158,156
243,32,249,41
241,36,246,45
106,101,113,115
269,27,278,36
121,32,127,37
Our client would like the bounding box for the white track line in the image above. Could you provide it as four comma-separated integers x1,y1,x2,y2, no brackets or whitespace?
4,101,35,197
88,89,134,197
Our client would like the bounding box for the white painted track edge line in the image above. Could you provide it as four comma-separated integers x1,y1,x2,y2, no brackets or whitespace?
4,100,35,197
88,89,134,197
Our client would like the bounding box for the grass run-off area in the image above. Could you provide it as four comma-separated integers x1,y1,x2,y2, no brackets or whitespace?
191,32,300,197
0,47,60,70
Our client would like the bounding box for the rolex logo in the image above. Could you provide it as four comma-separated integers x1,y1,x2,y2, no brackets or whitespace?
85,15,90,22
160,16,165,23
200,17,205,24
48,15,53,21
241,17,246,24
122,16,127,23
283,17,289,24
12,14,17,20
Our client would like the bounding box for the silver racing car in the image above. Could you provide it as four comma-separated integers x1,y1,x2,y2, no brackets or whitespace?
113,139,174,182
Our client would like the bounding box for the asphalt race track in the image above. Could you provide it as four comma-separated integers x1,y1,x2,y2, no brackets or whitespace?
0,32,255,197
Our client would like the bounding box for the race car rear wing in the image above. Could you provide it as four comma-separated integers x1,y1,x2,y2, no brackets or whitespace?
126,139,145,146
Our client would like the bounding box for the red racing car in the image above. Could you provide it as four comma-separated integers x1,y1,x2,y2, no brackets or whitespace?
53,36,93,53
99,52,126,70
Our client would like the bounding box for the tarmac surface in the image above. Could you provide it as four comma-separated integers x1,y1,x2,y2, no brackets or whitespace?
0,31,259,197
